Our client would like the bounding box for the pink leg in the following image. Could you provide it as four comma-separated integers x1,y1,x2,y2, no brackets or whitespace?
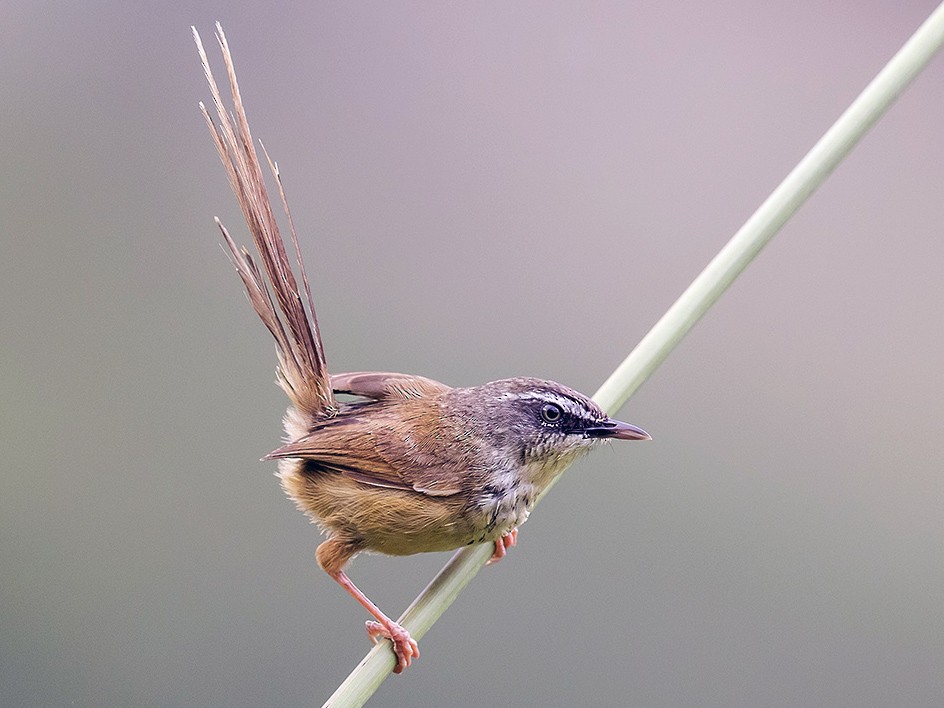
486,527,519,565
330,570,419,674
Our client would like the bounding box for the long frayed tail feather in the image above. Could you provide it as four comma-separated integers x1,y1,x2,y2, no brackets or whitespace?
194,23,335,418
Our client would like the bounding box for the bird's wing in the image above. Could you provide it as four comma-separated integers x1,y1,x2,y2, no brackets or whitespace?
264,413,418,492
330,371,451,401
264,385,480,497
371,411,482,496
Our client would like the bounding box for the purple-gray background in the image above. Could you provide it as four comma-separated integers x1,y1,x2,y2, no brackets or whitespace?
2,2,942,705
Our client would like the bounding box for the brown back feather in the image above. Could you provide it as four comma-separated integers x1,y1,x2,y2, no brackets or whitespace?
265,373,477,497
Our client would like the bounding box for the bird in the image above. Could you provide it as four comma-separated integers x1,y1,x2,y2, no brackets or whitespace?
195,24,650,674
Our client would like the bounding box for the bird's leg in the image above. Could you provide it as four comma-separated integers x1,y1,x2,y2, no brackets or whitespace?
317,537,419,673
486,527,518,565
329,569,420,674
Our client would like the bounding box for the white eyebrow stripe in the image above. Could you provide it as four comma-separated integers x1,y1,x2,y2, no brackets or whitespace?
498,391,586,414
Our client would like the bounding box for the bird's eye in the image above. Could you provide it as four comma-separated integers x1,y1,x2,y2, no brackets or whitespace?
540,403,563,423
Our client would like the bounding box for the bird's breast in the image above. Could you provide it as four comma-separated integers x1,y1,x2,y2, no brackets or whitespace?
469,466,551,543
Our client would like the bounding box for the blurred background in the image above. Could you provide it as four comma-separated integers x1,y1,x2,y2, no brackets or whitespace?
2,2,942,706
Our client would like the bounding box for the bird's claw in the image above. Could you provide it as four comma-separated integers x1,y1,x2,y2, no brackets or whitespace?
486,528,518,565
366,620,420,674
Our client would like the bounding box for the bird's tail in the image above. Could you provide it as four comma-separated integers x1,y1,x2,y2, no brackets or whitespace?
194,24,334,418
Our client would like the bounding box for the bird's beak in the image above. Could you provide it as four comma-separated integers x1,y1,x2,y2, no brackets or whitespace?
584,418,651,440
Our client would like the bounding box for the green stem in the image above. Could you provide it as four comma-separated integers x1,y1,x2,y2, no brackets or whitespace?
324,4,944,706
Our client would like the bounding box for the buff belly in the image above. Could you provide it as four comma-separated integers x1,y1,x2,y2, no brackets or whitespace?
278,458,502,556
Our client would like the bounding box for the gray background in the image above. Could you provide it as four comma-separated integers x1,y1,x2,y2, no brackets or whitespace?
2,2,942,706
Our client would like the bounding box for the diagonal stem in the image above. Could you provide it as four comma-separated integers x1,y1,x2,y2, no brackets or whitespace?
324,3,944,706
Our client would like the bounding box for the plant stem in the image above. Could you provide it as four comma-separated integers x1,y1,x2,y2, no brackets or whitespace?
324,4,944,706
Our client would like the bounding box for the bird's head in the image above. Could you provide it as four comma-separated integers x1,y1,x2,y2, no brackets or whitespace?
451,378,650,475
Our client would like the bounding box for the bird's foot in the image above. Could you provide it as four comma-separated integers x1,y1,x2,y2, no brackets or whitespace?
365,619,420,674
486,527,518,565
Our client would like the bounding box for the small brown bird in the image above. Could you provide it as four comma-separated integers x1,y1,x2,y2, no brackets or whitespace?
195,25,650,674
